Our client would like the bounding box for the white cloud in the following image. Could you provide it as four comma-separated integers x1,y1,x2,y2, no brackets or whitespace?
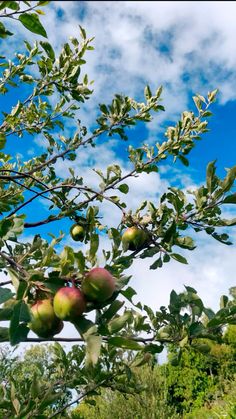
4,1,236,125
128,231,236,313
39,1,236,113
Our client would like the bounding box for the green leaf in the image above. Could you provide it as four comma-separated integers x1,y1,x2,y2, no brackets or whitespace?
219,218,236,226
85,335,102,366
0,307,13,320
189,322,205,337
220,166,236,193
108,311,132,334
10,323,29,346
193,342,211,354
178,155,189,166
220,295,228,309
9,300,31,345
19,13,47,38
2,1,19,10
169,290,179,307
16,281,27,300
184,285,197,294
75,251,86,272
102,300,124,322
73,317,96,337
108,336,142,350
208,89,218,103
0,288,14,304
79,25,86,40
118,184,129,194
143,343,164,354
89,233,99,261
0,133,6,150
0,218,13,238
150,257,163,269
40,41,55,61
99,104,108,114
206,160,217,194
114,274,131,291
144,85,152,100
203,307,215,320
212,232,232,245
37,1,50,5
109,228,121,248
0,22,13,38
170,253,188,264
131,352,152,367
0,326,9,342
175,236,196,250
121,286,137,303
223,194,236,204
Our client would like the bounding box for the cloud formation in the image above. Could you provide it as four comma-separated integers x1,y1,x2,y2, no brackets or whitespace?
42,1,236,113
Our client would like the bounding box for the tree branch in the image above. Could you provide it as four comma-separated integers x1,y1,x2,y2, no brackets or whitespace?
24,214,63,228
0,280,12,286
0,169,49,189
4,335,156,344
9,177,53,203
0,4,37,18
0,130,102,181
0,251,27,275
48,376,116,418
8,183,126,219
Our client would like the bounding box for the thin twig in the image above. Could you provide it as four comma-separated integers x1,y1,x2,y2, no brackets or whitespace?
9,177,53,203
0,280,12,286
0,251,27,275
0,5,37,18
25,214,63,228
48,376,116,418
0,169,49,189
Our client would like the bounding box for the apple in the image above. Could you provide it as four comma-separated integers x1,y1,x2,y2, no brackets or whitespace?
70,224,85,242
53,287,86,321
29,299,63,338
122,226,148,251
82,267,115,302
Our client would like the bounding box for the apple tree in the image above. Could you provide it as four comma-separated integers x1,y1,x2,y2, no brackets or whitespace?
0,2,236,417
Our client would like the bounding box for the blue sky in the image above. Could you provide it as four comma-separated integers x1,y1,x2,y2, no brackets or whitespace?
2,1,236,324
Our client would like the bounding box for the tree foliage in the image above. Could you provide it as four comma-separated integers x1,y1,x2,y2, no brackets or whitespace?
72,328,236,419
0,2,236,417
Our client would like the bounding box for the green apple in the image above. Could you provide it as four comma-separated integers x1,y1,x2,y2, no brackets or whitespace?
70,224,85,241
82,267,115,302
53,287,86,321
122,226,148,251
29,299,63,338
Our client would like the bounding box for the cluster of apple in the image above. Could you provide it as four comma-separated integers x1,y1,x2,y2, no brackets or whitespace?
29,267,116,338
29,225,149,338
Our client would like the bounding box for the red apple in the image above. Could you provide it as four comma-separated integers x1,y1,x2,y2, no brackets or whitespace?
29,299,63,338
82,267,115,302
53,287,86,321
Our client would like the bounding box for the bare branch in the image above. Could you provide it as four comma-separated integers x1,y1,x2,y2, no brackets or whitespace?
0,280,12,286
0,170,49,189
0,4,37,18
25,214,63,228
9,177,53,203
8,182,126,219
